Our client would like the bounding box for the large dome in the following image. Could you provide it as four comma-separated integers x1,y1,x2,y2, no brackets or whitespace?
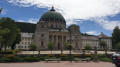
40,7,66,23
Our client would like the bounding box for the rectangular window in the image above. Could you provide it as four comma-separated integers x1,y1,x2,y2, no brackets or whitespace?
41,34,44,37
41,41,44,47
18,46,20,48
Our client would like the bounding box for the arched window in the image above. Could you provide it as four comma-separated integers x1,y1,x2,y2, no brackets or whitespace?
51,24,53,28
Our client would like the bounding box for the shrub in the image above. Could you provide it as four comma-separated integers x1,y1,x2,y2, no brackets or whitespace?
0,51,13,54
60,54,67,57
48,54,54,57
85,54,91,57
73,54,79,57
98,57,111,62
61,56,73,61
25,57,32,62
39,57,45,61
6,55,15,58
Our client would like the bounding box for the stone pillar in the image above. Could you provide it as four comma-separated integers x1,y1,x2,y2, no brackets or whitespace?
52,35,53,42
62,35,63,49
56,35,58,49
61,35,63,54
53,35,54,43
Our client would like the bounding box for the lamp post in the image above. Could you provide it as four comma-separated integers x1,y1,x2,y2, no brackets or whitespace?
44,46,45,57
38,46,40,56
69,30,72,62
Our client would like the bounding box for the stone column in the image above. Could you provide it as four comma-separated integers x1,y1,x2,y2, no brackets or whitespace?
53,35,54,43
56,35,58,49
61,35,63,54
62,36,64,48
52,35,53,42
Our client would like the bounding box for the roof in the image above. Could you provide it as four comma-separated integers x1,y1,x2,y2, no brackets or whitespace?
40,7,66,23
98,32,110,39
81,36,99,40
21,32,33,38
49,29,69,32
16,22,36,33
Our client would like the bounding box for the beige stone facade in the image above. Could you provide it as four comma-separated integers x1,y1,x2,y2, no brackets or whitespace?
14,7,112,51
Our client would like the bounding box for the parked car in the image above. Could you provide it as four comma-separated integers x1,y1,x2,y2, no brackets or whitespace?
112,52,120,67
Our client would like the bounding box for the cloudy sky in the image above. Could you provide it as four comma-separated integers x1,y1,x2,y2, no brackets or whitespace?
0,0,120,36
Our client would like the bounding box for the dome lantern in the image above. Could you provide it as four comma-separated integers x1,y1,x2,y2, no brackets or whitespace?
50,6,55,11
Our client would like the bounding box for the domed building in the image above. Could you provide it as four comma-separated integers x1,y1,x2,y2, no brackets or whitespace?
12,7,112,51
34,7,82,51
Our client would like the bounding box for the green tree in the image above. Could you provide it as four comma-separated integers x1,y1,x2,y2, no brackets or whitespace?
115,42,120,51
112,26,120,49
85,44,92,50
0,8,2,13
48,41,55,54
85,44,92,54
0,17,19,50
99,41,107,49
0,8,3,41
65,41,72,50
99,40,107,54
0,28,10,50
65,41,70,49
11,29,21,50
30,43,37,55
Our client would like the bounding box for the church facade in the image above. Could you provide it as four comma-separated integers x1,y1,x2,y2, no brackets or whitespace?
15,7,112,51
34,7,82,51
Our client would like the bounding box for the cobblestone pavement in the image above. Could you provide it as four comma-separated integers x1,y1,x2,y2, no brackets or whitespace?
0,61,116,67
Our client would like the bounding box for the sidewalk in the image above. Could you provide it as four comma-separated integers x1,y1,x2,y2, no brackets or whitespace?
0,61,116,67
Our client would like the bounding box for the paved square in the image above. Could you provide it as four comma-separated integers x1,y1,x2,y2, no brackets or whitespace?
0,61,116,67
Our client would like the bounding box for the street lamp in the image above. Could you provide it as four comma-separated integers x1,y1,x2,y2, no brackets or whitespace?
69,30,72,62
38,46,40,56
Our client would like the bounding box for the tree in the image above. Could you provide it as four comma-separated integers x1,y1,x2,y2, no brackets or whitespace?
0,17,19,50
0,8,2,13
0,8,3,41
48,41,55,54
11,29,21,50
99,41,107,49
99,40,107,54
0,28,10,50
115,42,120,51
30,43,37,55
65,41,72,50
85,44,92,54
85,44,92,50
112,26,120,49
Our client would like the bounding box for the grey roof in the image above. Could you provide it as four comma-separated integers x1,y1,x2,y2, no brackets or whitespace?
49,29,69,32
98,32,110,38
21,32,33,38
81,36,99,40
